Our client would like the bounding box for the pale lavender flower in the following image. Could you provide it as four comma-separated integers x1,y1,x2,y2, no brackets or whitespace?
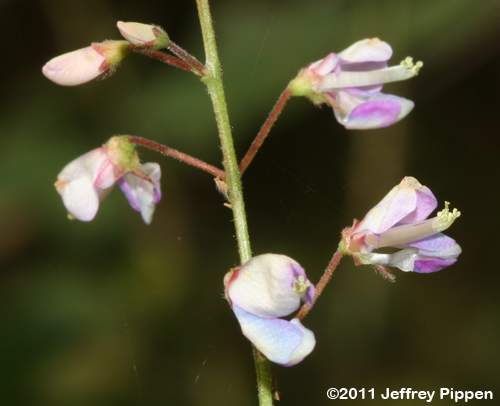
224,254,316,366
55,136,161,223
342,177,461,273
42,40,129,86
289,38,422,129
117,21,169,49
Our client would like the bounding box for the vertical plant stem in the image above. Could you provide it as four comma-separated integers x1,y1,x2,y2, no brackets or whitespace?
195,1,274,405
239,88,292,174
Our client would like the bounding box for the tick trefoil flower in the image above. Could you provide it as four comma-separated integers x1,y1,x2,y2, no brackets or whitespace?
341,177,461,274
117,21,170,50
42,40,129,86
288,38,422,129
224,254,316,366
55,136,161,224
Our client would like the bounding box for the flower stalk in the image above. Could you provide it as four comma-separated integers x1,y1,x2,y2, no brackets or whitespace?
167,40,207,76
297,249,344,320
131,48,193,73
239,88,292,174
195,0,273,405
128,135,225,179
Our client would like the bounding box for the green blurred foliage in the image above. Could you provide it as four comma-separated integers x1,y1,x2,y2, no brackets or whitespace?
1,0,499,405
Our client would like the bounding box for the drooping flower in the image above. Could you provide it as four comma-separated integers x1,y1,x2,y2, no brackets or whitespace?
55,136,161,224
42,40,129,86
117,21,170,50
288,38,422,129
224,254,316,366
341,177,461,274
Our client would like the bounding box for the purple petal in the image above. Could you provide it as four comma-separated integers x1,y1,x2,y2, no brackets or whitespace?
304,284,315,305
119,177,140,211
414,257,457,273
233,305,315,366
356,178,419,235
338,38,393,64
143,162,162,203
406,233,462,258
119,163,162,224
341,93,414,130
398,186,437,224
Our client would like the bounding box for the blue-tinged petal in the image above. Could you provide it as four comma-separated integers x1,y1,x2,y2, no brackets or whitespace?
226,254,313,318
119,162,162,224
233,305,315,366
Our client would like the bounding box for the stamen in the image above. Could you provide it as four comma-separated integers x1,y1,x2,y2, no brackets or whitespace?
434,201,461,232
400,57,423,76
318,56,424,91
366,201,461,249
293,275,311,295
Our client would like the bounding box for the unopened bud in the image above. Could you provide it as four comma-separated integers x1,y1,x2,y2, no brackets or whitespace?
117,21,170,50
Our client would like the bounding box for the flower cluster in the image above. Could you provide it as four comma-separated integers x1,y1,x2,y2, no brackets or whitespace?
43,24,462,372
55,136,161,224
224,254,316,366
289,38,422,129
42,22,169,86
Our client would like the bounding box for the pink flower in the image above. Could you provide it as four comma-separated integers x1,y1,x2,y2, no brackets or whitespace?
289,38,422,129
224,254,316,366
55,136,161,224
342,177,461,273
42,40,129,86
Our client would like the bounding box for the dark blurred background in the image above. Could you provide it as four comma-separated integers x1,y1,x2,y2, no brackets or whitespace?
1,0,499,405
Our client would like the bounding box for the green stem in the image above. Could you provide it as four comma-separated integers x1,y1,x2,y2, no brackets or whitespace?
195,1,274,405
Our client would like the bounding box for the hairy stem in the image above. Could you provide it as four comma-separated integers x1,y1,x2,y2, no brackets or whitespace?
195,1,274,405
297,249,344,320
131,49,193,73
168,41,207,75
129,135,225,179
239,88,292,174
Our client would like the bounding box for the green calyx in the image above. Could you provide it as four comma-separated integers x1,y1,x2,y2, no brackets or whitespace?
105,135,140,172
95,40,130,66
288,73,328,105
151,26,170,50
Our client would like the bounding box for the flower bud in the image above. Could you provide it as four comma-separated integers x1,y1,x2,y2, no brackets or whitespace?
42,40,129,86
117,21,170,50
